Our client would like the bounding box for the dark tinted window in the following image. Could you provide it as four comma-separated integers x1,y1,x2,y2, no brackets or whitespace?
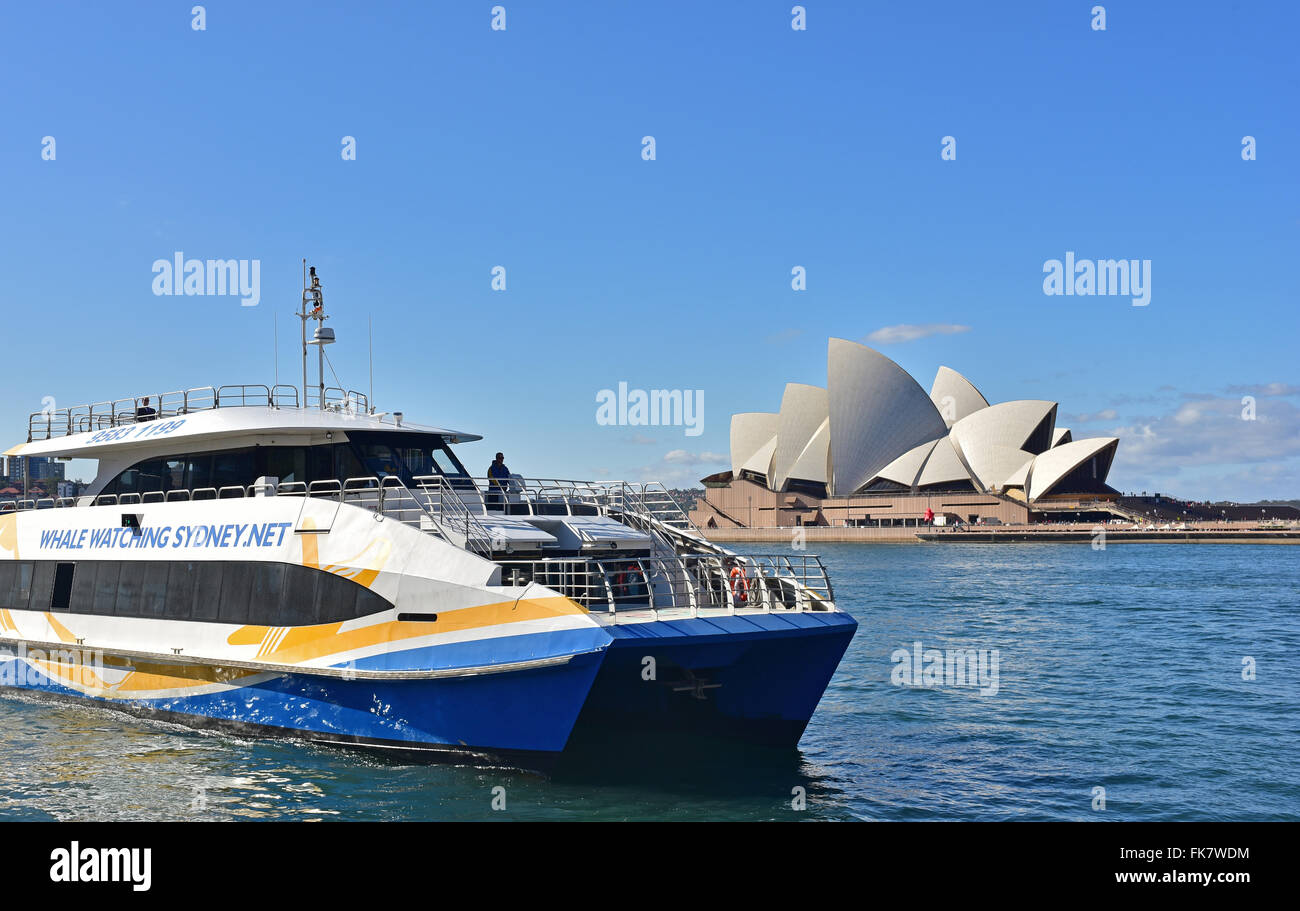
217,562,253,624
15,562,33,606
141,561,170,618
115,562,144,617
24,560,389,627
282,564,320,626
30,562,55,611
212,450,255,490
334,444,366,483
192,562,223,621
187,455,213,491
162,457,188,492
250,563,285,621
68,562,95,612
167,561,197,622
102,436,470,495
92,562,120,614
0,562,15,608
262,447,308,486
315,566,356,623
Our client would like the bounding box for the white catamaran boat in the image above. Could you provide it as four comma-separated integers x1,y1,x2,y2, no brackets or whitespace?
0,267,856,768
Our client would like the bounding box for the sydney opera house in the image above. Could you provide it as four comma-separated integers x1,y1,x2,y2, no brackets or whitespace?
690,338,1121,531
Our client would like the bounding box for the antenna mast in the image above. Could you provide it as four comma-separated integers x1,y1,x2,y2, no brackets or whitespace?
300,261,333,408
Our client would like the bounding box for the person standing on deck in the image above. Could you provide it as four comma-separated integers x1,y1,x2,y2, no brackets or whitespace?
486,452,511,510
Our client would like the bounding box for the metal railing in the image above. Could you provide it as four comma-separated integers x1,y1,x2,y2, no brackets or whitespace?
435,476,700,533
23,382,364,441
495,552,833,620
1,474,699,546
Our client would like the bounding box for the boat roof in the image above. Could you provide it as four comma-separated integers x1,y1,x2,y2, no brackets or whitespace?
9,383,481,459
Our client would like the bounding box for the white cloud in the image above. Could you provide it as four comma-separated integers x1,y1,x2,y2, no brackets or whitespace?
637,449,728,486
1225,382,1300,397
864,323,971,344
663,449,727,465
1109,394,1300,499
1063,408,1119,423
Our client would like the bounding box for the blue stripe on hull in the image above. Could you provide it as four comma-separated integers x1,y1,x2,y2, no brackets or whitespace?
346,625,613,672
0,646,605,755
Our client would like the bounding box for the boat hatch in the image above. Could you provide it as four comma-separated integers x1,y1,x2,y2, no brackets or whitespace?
522,516,654,553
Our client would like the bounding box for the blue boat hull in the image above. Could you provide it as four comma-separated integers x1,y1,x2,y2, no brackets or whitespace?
1,611,856,768
573,611,858,747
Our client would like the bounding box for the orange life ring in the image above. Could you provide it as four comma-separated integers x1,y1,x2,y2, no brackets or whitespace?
729,565,749,603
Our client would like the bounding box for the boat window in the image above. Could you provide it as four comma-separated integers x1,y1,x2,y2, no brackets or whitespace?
99,434,471,496
212,451,255,490
0,562,16,607
334,443,367,483
262,447,308,485
343,431,470,486
250,563,286,621
22,560,391,626
187,455,213,491
218,563,255,624
353,441,400,480
15,562,33,604
92,562,121,615
68,562,95,613
109,459,166,496
167,562,198,618
115,562,145,616
49,563,72,611
281,564,320,626
163,458,187,491
30,562,55,611
141,561,170,618
193,562,224,621
314,565,357,622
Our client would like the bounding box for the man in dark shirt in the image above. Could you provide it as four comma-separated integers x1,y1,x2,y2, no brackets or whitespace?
486,452,510,510
135,397,157,422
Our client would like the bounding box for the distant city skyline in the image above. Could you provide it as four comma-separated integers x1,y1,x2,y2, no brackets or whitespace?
1,2,1296,500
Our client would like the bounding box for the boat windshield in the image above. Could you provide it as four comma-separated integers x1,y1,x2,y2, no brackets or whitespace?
344,431,471,487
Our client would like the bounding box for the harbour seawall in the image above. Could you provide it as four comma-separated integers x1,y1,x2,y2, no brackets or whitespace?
700,524,1300,544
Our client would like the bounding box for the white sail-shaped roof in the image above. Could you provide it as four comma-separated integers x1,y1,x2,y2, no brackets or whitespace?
949,400,1058,491
827,339,947,496
1051,427,1072,447
1027,437,1119,500
770,384,829,491
730,412,780,478
1002,455,1035,489
917,436,977,489
740,434,778,478
784,417,830,485
929,366,990,428
873,438,940,488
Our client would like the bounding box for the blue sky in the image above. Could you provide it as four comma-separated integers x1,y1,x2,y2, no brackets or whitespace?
1,1,1296,499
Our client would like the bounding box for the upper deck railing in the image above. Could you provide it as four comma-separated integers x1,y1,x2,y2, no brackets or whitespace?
25,383,372,442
